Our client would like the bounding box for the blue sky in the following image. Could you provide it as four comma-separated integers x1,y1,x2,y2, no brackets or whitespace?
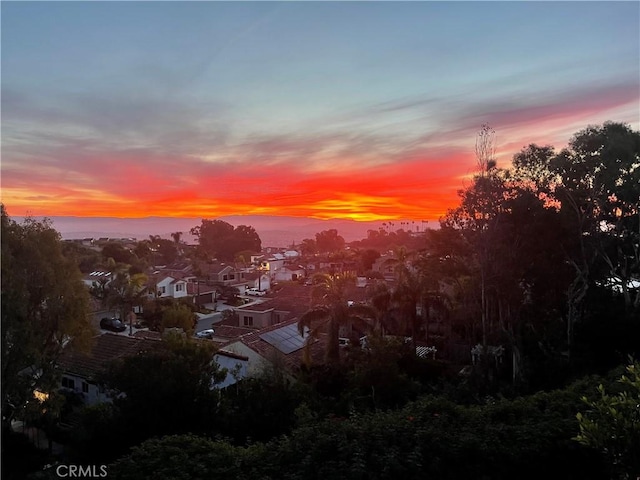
2,1,638,220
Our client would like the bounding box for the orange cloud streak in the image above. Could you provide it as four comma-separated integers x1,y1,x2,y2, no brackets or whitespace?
2,150,473,222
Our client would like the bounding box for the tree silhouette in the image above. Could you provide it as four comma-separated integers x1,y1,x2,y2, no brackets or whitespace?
298,273,375,364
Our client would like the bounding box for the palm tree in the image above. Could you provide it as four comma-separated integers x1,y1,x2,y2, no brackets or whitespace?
382,246,423,350
366,279,392,335
171,231,183,244
298,273,375,364
412,253,452,345
108,271,149,334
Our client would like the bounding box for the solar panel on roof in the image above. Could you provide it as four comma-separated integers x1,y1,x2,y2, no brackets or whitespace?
259,323,309,354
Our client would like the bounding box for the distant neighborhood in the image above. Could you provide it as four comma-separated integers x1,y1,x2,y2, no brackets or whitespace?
60,224,438,407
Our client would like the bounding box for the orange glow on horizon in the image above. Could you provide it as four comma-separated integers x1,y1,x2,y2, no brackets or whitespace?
1,189,453,223
2,151,470,222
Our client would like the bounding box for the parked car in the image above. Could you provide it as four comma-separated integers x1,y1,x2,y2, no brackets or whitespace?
246,288,266,296
100,317,127,332
195,329,215,339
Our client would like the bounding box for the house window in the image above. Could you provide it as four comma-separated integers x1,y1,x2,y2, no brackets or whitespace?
243,316,254,326
159,286,166,294
62,377,75,390
223,274,228,281
82,381,89,393
176,283,184,292
229,274,235,280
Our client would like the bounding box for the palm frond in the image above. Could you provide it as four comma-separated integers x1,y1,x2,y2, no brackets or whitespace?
298,306,331,335
348,303,377,320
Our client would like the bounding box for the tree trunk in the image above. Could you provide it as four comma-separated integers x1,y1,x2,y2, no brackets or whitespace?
326,315,340,363
567,271,588,361
481,267,487,349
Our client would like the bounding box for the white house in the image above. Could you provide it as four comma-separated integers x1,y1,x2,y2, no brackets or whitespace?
213,350,250,388
219,319,318,383
154,275,189,299
244,272,271,292
262,257,285,276
273,266,305,282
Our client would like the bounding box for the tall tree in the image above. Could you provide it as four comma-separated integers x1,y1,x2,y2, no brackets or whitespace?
412,252,452,347
161,303,196,334
315,229,345,254
146,235,179,266
300,238,318,257
171,231,183,244
359,248,381,273
231,225,262,256
298,274,375,364
512,122,639,362
107,271,148,332
1,206,93,429
443,125,570,383
382,246,427,351
101,241,135,266
551,122,640,312
365,280,392,335
190,219,261,261
103,334,226,453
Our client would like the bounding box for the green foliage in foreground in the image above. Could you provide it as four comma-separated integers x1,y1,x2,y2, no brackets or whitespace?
109,374,613,480
576,361,640,479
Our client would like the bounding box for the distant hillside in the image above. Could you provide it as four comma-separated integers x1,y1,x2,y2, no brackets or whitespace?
12,215,437,248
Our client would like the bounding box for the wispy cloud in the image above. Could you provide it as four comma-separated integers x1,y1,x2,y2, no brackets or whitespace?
2,2,637,220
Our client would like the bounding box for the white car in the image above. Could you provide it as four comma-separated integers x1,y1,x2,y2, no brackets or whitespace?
246,288,266,296
195,329,215,339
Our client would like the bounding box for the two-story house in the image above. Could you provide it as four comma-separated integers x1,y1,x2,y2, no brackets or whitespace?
154,275,189,299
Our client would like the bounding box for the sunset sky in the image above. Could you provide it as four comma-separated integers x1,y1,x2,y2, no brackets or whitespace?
2,1,639,222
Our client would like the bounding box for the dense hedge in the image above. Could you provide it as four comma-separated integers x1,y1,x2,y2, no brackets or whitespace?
109,377,609,480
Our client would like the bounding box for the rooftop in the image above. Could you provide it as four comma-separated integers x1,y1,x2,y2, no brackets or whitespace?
227,318,326,372
57,333,160,380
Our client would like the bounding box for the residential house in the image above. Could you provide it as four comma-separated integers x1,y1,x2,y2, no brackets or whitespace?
155,261,193,278
235,301,277,328
213,350,250,389
204,262,245,286
56,333,160,405
82,270,113,288
371,254,397,280
261,256,285,276
187,281,219,307
154,275,189,299
219,318,324,382
243,271,271,292
273,265,305,282
208,325,258,344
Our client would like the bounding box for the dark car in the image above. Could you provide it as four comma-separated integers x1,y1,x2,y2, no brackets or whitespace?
100,317,127,332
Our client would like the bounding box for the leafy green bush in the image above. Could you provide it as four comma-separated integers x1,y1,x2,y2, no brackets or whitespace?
575,361,640,479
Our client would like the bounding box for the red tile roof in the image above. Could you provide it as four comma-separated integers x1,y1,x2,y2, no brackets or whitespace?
236,301,275,313
57,333,160,380
133,330,163,340
212,325,257,339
